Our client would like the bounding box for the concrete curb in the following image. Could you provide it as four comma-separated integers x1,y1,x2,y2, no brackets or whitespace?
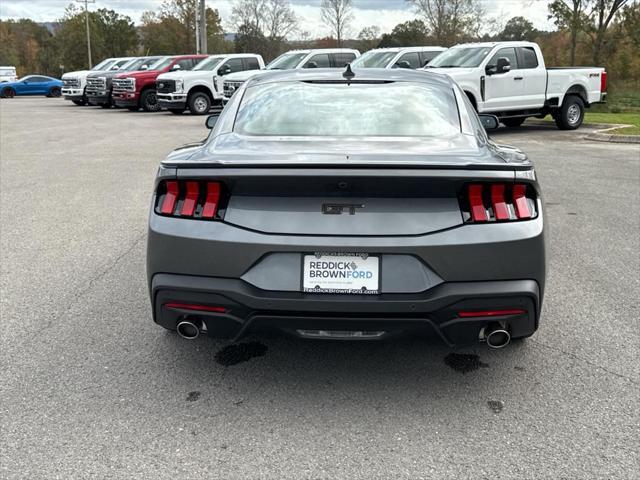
584,124,640,144
525,119,640,144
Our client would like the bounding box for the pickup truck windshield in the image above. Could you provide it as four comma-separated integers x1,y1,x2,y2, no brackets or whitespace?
235,81,459,137
266,53,307,70
428,47,492,68
351,51,397,68
147,57,172,71
92,59,116,71
111,59,132,70
193,57,224,71
123,57,161,72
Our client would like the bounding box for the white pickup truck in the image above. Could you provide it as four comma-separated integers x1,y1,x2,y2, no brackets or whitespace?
424,41,607,129
0,66,17,83
351,46,446,69
222,48,360,101
156,53,265,115
61,57,134,105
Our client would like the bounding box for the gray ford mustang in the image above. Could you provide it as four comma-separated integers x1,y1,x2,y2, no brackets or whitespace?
147,68,546,348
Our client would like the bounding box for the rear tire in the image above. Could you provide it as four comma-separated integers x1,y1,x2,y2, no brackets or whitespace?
169,108,185,115
188,92,211,115
502,118,526,128
3,87,15,98
555,95,585,130
141,89,160,112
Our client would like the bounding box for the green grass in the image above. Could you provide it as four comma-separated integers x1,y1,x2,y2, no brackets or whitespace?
538,112,640,135
584,112,640,135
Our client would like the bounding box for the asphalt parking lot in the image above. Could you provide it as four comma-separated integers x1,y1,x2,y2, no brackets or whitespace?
1,97,638,479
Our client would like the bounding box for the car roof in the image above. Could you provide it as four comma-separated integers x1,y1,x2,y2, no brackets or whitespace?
365,46,446,53
451,41,538,48
246,68,453,88
207,53,262,58
281,48,360,54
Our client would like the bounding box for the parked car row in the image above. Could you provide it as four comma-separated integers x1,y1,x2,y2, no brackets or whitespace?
7,41,606,131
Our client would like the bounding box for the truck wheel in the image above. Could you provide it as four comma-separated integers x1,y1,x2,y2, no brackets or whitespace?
169,109,185,115
188,92,211,115
555,95,585,130
141,89,160,112
127,106,138,112
100,103,111,109
502,118,525,128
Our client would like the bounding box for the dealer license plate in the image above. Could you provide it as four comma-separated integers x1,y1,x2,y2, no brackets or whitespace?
303,253,380,294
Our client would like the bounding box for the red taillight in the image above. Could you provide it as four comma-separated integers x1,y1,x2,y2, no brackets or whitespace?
463,183,536,223
164,302,227,313
457,309,526,318
160,181,179,214
600,71,607,93
512,184,532,219
180,181,200,216
468,184,488,222
201,182,220,219
156,180,224,220
490,184,510,220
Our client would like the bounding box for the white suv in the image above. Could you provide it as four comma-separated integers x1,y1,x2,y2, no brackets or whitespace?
222,48,360,101
350,46,446,70
157,54,265,115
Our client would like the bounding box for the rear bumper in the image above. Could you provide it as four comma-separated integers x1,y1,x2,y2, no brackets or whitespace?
151,274,540,345
148,209,546,344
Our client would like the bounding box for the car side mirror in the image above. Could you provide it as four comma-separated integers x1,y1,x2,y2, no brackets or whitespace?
395,60,412,69
218,65,232,76
171,64,181,71
486,57,511,75
206,113,220,129
496,57,511,74
306,61,318,69
478,114,499,131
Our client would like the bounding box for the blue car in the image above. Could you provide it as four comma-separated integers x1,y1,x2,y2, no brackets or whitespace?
0,75,63,98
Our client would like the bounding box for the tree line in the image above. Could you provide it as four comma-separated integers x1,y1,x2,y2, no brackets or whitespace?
0,0,638,90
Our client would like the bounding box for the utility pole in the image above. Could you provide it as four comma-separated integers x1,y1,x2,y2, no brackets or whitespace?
76,0,95,68
196,0,207,54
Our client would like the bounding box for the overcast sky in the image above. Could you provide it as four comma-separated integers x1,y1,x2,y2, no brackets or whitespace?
0,0,554,38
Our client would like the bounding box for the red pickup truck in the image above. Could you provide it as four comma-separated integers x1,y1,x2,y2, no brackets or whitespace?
112,54,207,112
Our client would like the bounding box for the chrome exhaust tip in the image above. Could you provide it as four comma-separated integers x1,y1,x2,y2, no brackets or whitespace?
176,319,201,340
485,323,511,349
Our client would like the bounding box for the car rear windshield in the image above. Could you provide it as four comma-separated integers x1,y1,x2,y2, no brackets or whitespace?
351,51,397,68
234,81,460,137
